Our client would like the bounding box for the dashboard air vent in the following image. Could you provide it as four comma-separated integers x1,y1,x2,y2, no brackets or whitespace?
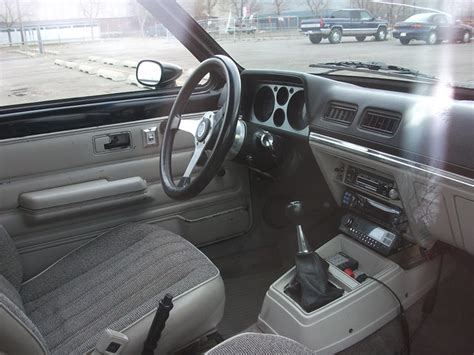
360,109,401,136
323,102,358,126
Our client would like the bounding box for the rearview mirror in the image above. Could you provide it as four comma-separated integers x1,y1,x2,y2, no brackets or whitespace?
136,60,183,88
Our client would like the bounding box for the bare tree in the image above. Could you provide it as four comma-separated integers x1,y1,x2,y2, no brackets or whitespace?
245,0,260,15
273,0,286,16
351,0,384,17
229,0,243,17
305,0,328,16
80,0,101,40
0,0,19,45
205,0,218,16
219,0,261,18
134,2,151,37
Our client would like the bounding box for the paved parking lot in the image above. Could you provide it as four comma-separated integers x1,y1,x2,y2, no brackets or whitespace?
1,35,473,106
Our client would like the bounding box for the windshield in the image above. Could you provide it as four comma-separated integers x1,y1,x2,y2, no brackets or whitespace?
179,0,473,89
1,0,473,107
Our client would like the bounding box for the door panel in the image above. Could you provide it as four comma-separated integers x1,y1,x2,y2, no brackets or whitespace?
0,112,251,279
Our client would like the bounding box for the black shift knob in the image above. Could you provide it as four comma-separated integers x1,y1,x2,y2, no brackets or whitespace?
286,201,305,225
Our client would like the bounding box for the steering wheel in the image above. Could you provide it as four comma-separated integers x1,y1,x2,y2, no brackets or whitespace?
160,55,241,200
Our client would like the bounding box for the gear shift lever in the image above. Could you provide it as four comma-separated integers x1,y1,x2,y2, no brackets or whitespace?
286,201,312,255
285,201,344,312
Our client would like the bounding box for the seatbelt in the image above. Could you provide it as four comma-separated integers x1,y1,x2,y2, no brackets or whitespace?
141,293,174,355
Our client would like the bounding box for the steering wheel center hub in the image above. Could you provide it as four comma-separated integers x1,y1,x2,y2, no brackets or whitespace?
196,118,211,142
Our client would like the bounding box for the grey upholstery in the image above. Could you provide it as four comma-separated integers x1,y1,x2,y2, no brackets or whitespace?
206,333,317,354
0,236,48,354
1,223,224,355
0,225,23,290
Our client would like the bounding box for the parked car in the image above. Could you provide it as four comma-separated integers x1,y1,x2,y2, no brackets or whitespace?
226,16,257,35
300,9,388,44
393,12,472,45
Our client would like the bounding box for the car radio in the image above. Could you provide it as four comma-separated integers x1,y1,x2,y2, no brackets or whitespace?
344,165,398,200
340,214,400,256
340,190,405,255
341,190,403,228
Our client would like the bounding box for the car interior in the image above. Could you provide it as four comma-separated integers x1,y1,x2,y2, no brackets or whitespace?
1,0,473,354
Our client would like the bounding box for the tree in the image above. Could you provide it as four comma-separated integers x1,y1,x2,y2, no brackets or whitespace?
0,0,19,45
351,0,384,17
134,2,151,37
273,0,286,16
218,0,261,18
80,0,101,40
205,0,218,17
305,0,328,16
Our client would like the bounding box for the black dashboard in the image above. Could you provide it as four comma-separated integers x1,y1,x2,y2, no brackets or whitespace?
240,69,474,179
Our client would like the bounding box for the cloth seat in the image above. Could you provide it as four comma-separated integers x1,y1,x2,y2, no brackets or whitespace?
0,223,225,355
205,332,317,354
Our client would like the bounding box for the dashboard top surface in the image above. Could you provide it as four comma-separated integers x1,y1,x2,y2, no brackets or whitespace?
241,69,474,179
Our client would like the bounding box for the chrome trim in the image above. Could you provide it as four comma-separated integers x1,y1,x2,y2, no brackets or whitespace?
227,119,247,161
309,132,473,188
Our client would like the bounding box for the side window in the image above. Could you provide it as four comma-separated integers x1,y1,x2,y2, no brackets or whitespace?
332,11,350,19
351,11,361,20
432,15,447,24
0,0,201,107
360,11,373,21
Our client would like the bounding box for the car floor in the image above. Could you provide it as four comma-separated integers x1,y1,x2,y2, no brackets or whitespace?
201,222,474,355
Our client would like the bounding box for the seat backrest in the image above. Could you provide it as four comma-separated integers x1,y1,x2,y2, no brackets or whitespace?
0,226,49,355
0,225,23,290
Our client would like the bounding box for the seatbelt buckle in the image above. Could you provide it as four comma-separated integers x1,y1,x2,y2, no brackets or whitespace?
91,329,128,355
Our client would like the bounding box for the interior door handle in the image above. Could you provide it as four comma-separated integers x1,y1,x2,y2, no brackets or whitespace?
104,133,131,150
94,132,131,153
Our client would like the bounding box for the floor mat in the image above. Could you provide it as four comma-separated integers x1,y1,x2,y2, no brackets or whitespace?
218,269,283,338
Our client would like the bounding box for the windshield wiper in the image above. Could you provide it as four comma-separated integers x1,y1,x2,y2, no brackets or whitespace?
309,61,438,82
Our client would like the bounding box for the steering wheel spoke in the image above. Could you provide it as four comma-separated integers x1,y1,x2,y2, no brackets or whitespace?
160,55,241,200
182,140,207,182
177,117,200,137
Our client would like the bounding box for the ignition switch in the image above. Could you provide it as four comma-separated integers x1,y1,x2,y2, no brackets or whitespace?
259,131,275,152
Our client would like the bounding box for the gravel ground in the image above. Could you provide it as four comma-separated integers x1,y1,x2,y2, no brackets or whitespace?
1,35,473,106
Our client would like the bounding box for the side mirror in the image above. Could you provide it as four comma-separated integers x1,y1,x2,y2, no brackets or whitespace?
136,60,183,88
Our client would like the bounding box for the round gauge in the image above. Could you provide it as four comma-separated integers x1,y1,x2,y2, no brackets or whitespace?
287,90,308,130
277,87,289,106
253,86,275,122
273,108,285,127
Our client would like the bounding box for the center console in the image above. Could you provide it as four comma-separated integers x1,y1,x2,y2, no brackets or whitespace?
258,233,443,353
257,153,446,353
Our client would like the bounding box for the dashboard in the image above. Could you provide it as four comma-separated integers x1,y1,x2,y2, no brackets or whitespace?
239,69,474,256
251,84,308,136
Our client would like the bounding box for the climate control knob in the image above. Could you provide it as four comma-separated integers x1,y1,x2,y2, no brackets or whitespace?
343,216,354,227
389,188,400,200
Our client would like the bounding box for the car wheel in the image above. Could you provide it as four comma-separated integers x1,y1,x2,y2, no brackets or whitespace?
426,32,437,45
355,36,366,42
309,34,322,44
462,30,471,43
400,38,410,45
375,28,387,41
328,28,342,44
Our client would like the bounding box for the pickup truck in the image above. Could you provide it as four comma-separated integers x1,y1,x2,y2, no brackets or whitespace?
300,9,388,44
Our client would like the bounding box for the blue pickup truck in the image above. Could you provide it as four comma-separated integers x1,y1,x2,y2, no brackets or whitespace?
300,9,388,44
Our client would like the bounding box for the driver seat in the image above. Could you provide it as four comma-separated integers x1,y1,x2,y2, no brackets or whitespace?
0,223,225,354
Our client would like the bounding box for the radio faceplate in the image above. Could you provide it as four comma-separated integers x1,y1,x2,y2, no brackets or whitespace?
340,190,406,256
341,190,403,228
340,214,400,256
344,165,398,199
